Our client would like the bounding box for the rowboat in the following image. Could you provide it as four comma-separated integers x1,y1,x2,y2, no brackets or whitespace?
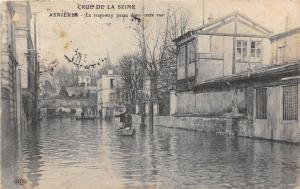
115,127,136,136
114,116,136,136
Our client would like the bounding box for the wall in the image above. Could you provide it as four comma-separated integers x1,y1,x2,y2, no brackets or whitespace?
132,113,299,143
195,89,233,115
1,2,18,128
66,86,97,97
39,96,97,109
253,83,300,143
197,35,225,83
187,62,195,77
196,35,272,83
272,32,300,64
132,115,252,137
177,63,185,80
177,91,195,113
196,59,224,83
169,90,177,115
177,87,247,115
98,74,121,107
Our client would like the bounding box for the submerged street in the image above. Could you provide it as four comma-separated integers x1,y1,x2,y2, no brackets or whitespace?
2,119,300,189
1,1,300,189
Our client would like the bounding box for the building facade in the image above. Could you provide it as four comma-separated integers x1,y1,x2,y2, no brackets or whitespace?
1,2,18,131
1,1,36,138
77,70,92,86
97,70,122,118
174,12,300,143
15,2,35,127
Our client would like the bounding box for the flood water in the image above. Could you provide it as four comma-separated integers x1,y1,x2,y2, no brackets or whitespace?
2,118,300,189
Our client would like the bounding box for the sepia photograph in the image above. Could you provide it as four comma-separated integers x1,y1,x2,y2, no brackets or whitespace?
1,0,300,188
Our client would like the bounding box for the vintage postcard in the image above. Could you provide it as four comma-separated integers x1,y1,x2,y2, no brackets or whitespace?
1,0,300,188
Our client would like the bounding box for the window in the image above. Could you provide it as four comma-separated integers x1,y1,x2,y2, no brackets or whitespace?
283,85,298,120
236,40,248,62
178,40,196,67
187,42,196,64
250,41,262,62
178,46,186,67
256,88,267,119
277,46,285,64
110,93,115,101
110,79,114,89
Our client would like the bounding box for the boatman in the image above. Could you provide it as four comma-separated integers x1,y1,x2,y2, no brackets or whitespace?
124,109,132,128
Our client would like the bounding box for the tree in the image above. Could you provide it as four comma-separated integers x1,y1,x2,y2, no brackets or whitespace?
59,86,69,97
64,48,108,86
119,54,144,104
133,6,193,126
97,54,120,76
53,66,77,87
161,9,193,91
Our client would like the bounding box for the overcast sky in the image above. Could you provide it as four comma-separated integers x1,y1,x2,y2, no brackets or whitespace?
30,0,300,70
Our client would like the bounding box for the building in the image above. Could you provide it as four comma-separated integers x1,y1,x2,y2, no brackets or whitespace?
1,2,36,187
173,12,300,143
77,70,92,86
1,2,18,131
15,2,35,127
1,1,36,133
97,70,122,118
270,27,300,65
135,78,160,116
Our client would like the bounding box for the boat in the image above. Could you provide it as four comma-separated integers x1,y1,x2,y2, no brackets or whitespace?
115,127,136,136
113,106,135,136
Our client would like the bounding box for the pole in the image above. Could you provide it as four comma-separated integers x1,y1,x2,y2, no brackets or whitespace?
202,0,205,25
33,13,38,126
141,0,147,127
77,66,79,86
232,14,237,74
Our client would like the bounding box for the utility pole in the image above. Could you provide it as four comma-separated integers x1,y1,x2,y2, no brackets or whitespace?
140,0,147,127
33,13,39,126
202,0,205,25
77,65,79,86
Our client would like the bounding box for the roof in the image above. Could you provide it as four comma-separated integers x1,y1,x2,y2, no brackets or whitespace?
193,61,300,90
270,26,300,41
78,70,90,76
173,11,272,44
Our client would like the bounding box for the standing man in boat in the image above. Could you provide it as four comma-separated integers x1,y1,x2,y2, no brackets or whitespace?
115,103,127,128
124,107,132,128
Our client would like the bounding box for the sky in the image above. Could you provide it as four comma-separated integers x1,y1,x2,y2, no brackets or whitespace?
30,0,300,70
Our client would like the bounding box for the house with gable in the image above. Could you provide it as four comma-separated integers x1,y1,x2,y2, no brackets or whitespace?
172,12,300,143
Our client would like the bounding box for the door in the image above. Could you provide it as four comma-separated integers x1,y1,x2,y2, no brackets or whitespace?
267,87,280,140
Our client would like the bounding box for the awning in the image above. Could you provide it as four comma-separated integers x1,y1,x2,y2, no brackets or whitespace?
193,61,300,90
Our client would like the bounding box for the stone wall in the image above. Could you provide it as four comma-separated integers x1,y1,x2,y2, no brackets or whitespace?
39,96,97,109
132,115,252,137
133,114,299,143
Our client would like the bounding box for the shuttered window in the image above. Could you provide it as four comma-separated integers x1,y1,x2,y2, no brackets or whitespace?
187,42,196,64
283,85,298,120
178,46,186,67
256,88,267,119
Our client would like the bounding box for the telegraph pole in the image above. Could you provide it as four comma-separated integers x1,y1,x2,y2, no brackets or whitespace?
33,12,39,126
202,0,205,25
140,0,147,127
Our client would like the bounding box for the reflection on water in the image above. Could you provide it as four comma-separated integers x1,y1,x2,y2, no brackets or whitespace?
1,118,300,189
